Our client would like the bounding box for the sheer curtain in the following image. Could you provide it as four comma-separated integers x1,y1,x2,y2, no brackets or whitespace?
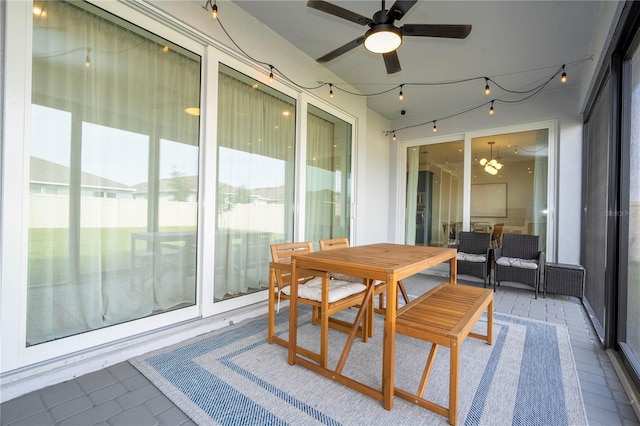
405,147,419,244
305,107,351,246
28,0,200,345
214,66,295,301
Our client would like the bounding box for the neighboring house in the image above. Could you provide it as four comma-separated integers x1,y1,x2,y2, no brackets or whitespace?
29,156,136,199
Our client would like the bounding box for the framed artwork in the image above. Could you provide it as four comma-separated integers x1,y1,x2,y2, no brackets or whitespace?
471,183,507,217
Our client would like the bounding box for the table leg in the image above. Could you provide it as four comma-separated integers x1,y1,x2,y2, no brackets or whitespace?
449,340,459,426
288,258,299,366
450,256,457,284
382,275,397,410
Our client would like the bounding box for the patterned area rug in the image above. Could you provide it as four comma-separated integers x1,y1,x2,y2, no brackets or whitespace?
130,306,586,426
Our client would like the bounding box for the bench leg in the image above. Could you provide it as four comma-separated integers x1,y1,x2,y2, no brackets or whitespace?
449,340,459,426
418,343,438,396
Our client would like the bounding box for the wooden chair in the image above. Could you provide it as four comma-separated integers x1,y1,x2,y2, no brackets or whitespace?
491,223,504,248
268,241,369,367
319,238,410,315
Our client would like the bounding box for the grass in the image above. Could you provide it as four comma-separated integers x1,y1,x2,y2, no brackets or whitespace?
28,226,196,285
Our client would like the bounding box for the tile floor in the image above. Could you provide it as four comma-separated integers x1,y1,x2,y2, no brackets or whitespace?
1,275,639,426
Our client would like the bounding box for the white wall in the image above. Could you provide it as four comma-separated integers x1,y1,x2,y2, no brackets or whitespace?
354,108,391,245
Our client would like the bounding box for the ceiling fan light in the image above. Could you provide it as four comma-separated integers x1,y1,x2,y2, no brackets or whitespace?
364,25,402,54
479,158,487,166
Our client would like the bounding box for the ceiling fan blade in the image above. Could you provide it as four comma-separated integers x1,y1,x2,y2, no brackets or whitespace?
383,51,401,74
306,0,372,26
402,24,472,39
387,1,418,21
316,36,365,63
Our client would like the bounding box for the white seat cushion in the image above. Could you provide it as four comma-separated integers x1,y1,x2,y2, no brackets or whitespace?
457,252,487,263
495,256,538,269
280,277,366,303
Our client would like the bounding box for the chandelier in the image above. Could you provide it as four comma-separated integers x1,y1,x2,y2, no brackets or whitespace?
480,141,503,175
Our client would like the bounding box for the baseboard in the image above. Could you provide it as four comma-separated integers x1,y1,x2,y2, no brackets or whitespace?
0,302,268,403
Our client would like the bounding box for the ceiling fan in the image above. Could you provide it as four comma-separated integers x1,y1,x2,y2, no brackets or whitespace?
307,0,472,74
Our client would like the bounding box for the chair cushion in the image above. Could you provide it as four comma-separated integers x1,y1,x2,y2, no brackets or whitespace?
280,277,366,303
457,252,487,263
330,272,363,283
495,256,538,269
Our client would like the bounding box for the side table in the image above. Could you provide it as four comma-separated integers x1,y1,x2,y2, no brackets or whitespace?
544,262,585,298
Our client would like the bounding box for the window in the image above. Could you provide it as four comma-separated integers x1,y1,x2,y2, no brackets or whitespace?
28,0,201,345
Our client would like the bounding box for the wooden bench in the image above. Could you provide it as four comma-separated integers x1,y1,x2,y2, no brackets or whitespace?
394,282,494,425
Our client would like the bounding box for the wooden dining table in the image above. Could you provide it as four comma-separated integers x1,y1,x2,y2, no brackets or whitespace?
288,243,458,410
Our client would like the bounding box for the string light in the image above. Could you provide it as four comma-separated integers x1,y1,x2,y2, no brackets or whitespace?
203,0,218,19
329,84,334,98
392,131,396,141
432,121,437,133
201,6,591,139
85,48,91,68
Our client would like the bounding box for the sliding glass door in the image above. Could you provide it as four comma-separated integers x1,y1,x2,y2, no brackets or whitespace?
404,126,550,254
305,105,352,246
214,64,296,302
28,0,201,345
405,140,463,246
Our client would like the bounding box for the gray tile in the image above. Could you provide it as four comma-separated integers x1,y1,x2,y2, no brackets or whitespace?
116,384,162,410
4,410,55,426
40,380,85,409
58,400,122,426
144,394,175,416
77,369,118,394
120,374,151,392
89,382,128,405
157,406,192,426
50,396,93,422
108,363,140,382
0,393,45,425
108,405,158,426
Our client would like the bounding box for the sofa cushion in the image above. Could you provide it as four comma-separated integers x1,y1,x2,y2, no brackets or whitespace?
457,252,487,263
495,256,538,269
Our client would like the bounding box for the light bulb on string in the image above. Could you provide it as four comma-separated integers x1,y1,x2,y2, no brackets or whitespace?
392,131,396,141
561,65,567,83
484,78,491,95
203,0,218,19
269,66,274,82
85,48,91,68
329,84,334,98
489,101,495,116
432,121,437,133
399,85,404,101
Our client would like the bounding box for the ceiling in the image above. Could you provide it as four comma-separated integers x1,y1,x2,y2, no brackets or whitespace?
231,0,604,124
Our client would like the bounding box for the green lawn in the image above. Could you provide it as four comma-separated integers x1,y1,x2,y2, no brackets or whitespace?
28,226,196,285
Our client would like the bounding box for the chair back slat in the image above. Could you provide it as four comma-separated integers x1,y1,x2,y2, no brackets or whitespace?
319,238,349,251
458,232,491,254
501,234,540,259
270,241,315,287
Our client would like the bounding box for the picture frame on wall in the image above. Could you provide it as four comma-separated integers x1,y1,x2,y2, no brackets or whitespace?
471,183,507,217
